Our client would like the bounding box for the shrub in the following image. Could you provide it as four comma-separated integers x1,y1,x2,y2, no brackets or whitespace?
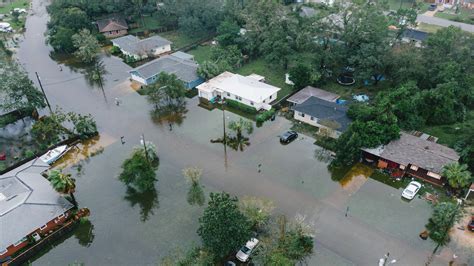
110,45,122,55
225,99,257,114
256,109,276,123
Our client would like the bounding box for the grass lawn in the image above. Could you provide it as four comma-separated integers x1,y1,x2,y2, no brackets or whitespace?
386,0,414,11
434,8,474,25
421,110,474,147
0,0,29,13
160,31,206,51
416,22,444,33
128,14,163,33
235,58,293,101
187,45,212,64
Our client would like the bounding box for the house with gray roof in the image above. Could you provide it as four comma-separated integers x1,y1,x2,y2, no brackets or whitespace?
112,35,172,60
362,132,460,186
128,52,204,89
96,17,128,38
292,96,351,138
0,158,73,259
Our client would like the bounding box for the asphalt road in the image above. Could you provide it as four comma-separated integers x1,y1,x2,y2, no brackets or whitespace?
417,14,474,33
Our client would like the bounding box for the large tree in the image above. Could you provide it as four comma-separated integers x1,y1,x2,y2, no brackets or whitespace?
72,29,101,63
426,202,461,246
197,192,252,260
119,143,159,192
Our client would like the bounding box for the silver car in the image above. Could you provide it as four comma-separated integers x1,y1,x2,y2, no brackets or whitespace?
236,238,259,262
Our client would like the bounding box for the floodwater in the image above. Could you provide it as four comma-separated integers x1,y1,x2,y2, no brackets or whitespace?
12,0,471,265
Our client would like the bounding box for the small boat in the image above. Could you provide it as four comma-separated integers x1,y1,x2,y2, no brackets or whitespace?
39,145,70,165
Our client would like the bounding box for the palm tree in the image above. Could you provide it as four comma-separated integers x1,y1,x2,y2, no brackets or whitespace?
228,118,253,139
442,163,473,190
48,169,77,207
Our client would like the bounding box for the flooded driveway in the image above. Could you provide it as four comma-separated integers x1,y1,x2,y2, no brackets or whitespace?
13,0,468,265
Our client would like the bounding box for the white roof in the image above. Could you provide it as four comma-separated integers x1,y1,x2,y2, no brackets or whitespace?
197,72,280,103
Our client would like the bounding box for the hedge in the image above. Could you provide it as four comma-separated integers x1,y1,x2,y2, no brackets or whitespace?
256,109,276,123
225,99,258,114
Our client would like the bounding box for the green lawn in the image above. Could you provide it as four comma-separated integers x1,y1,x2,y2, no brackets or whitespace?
235,58,293,101
160,31,205,51
421,110,474,148
188,45,212,64
434,8,474,25
0,0,29,13
128,14,163,34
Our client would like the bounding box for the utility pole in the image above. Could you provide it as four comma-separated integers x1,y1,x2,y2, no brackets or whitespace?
141,134,150,164
222,98,227,145
35,72,52,114
95,64,107,103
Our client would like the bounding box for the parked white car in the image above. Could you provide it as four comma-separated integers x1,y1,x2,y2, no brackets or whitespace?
236,238,259,262
0,22,12,33
401,181,422,200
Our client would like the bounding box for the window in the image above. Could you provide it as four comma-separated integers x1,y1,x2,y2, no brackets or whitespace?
399,164,406,170
58,213,65,219
270,95,272,99
410,165,418,171
235,95,239,100
310,116,315,121
427,172,441,180
300,113,305,117
13,238,27,247
227,92,230,97
250,101,254,106
263,100,266,103
40,224,48,230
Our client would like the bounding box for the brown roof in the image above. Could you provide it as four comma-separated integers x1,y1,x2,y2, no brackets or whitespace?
287,86,340,104
363,132,460,174
97,17,128,33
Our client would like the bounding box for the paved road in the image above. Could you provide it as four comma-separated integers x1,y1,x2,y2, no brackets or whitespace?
417,14,474,33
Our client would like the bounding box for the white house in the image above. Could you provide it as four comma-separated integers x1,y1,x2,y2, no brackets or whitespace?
112,35,172,60
197,72,280,111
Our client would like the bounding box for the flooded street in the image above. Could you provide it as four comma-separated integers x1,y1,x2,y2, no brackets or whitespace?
11,0,471,265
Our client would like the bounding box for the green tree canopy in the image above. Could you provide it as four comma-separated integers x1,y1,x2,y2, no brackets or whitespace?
48,169,77,207
426,202,461,246
442,163,473,189
119,144,159,192
197,192,252,260
72,29,101,63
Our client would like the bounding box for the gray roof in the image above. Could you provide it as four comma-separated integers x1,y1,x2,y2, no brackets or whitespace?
129,54,200,83
171,51,194,61
287,86,340,104
363,132,460,174
402,29,429,42
96,17,128,32
0,159,73,251
292,96,351,132
112,35,172,56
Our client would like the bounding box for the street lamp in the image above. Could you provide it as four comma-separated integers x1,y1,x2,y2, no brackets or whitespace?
140,134,150,164
379,253,397,266
221,98,227,145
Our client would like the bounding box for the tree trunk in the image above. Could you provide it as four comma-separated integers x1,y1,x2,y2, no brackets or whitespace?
70,192,78,208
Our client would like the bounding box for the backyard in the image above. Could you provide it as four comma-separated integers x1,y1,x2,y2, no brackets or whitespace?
421,110,474,147
0,0,29,13
160,30,210,51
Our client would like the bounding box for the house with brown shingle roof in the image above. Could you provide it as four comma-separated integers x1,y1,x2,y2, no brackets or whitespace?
96,17,128,38
362,132,460,186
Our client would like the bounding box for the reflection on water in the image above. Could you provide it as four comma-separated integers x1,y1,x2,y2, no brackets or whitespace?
124,186,159,222
186,183,205,206
150,101,187,127
337,163,372,188
74,218,95,247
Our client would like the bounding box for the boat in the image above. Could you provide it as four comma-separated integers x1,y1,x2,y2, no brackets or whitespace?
39,145,70,165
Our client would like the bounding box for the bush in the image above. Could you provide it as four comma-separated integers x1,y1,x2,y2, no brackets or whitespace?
256,109,276,123
110,45,122,55
225,99,257,114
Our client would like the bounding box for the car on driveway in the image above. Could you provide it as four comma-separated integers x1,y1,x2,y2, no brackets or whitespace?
236,238,259,262
280,131,298,144
468,216,474,232
401,181,422,200
428,4,437,11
